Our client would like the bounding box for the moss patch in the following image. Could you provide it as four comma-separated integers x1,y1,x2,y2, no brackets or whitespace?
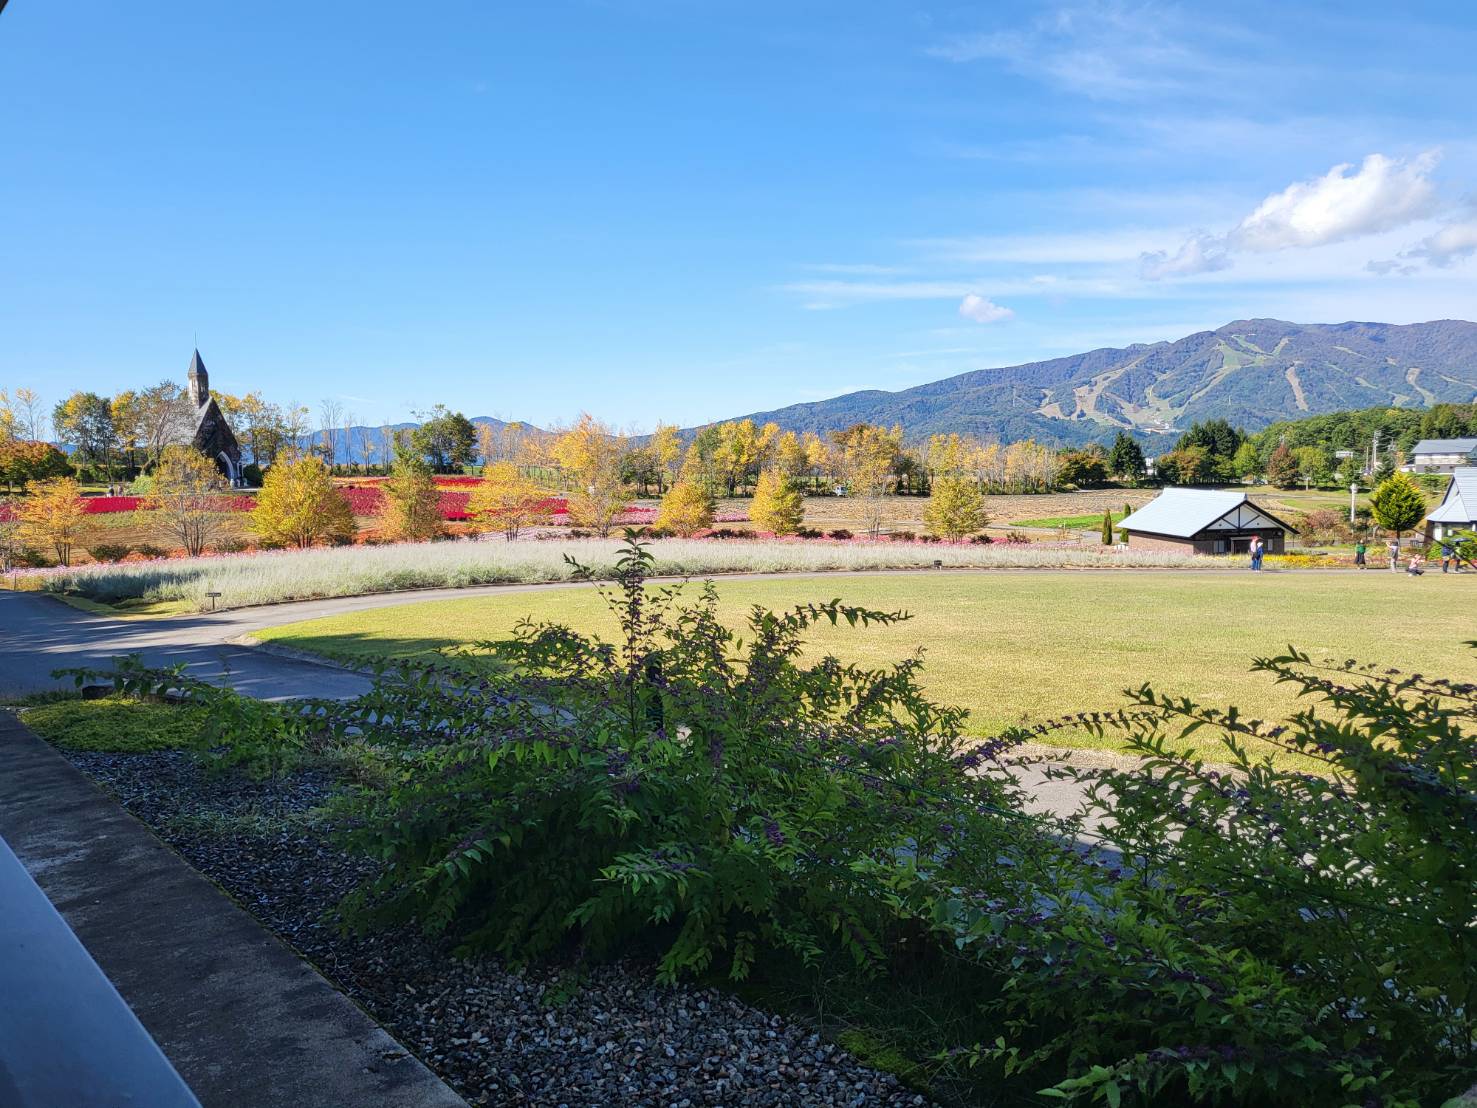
23,698,206,753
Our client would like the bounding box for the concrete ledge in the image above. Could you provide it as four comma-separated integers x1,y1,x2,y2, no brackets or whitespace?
0,712,466,1108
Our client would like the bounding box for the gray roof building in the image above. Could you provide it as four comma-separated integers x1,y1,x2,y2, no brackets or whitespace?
1404,438,1477,475
1426,467,1477,541
1119,488,1295,554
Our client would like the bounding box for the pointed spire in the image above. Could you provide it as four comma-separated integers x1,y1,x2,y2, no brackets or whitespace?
187,349,210,407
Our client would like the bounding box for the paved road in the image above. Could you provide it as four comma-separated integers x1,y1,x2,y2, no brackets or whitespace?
0,580,630,701
0,580,1098,821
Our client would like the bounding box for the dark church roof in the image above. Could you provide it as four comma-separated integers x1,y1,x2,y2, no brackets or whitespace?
188,349,207,380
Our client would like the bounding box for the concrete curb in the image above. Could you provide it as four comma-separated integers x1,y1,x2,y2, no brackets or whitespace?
0,712,467,1108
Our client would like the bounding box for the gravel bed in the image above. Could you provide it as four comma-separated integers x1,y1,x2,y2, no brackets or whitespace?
63,750,931,1107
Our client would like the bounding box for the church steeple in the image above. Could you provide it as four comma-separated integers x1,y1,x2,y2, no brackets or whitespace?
187,349,210,408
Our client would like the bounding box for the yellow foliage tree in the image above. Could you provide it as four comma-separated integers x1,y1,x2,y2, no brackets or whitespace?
378,455,444,542
469,463,552,540
17,476,87,565
655,477,714,537
147,446,231,556
750,467,805,535
773,431,808,479
831,424,902,536
650,423,684,493
924,475,989,539
250,454,354,549
550,414,630,536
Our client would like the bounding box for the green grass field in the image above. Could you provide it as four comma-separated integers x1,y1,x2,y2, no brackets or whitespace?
255,570,1477,764
1010,511,1127,529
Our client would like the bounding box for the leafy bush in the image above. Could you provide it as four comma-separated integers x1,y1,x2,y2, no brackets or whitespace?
135,543,166,559
891,646,1477,1105
12,546,55,567
827,528,854,540
86,543,132,563
1295,507,1351,545
215,537,249,554
319,538,1037,983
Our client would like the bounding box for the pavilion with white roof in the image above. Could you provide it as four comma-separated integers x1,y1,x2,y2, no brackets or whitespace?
1118,488,1296,555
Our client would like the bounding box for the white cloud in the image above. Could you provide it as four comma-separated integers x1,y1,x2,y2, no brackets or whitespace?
1141,151,1443,280
798,262,910,275
783,278,1013,310
1138,232,1231,279
958,294,1015,323
1229,152,1441,252
926,3,1258,103
1395,214,1477,269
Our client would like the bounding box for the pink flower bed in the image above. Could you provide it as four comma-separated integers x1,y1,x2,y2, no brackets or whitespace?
338,487,474,520
347,475,486,487
0,494,256,521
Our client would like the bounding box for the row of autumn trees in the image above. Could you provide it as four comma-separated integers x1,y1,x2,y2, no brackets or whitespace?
0,448,244,568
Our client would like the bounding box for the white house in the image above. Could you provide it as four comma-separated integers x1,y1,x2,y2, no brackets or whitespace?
1424,467,1477,543
1404,438,1477,475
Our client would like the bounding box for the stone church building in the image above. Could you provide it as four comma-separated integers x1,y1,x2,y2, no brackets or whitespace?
186,350,244,485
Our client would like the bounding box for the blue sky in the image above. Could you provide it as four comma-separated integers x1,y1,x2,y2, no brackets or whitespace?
3,1,1476,430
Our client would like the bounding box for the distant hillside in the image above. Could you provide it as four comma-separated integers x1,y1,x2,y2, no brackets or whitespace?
299,416,538,464
718,319,1477,447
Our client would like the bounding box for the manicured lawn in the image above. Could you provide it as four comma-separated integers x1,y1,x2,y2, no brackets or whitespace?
1010,511,1126,529
256,570,1477,763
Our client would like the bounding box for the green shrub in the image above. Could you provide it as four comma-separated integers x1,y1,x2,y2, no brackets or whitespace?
895,646,1477,1105
135,543,167,559
317,537,1035,983
86,543,132,563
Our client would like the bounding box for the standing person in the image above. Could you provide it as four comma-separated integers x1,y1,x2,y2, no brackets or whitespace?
1354,538,1367,569
1440,540,1456,574
1387,538,1400,572
1249,535,1264,571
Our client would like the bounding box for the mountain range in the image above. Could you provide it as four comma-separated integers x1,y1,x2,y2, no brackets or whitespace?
306,319,1477,457
718,319,1477,447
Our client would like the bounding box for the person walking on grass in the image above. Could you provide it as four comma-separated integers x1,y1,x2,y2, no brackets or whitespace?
1440,540,1458,573
1249,535,1264,571
1354,538,1367,569
1388,538,1400,572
